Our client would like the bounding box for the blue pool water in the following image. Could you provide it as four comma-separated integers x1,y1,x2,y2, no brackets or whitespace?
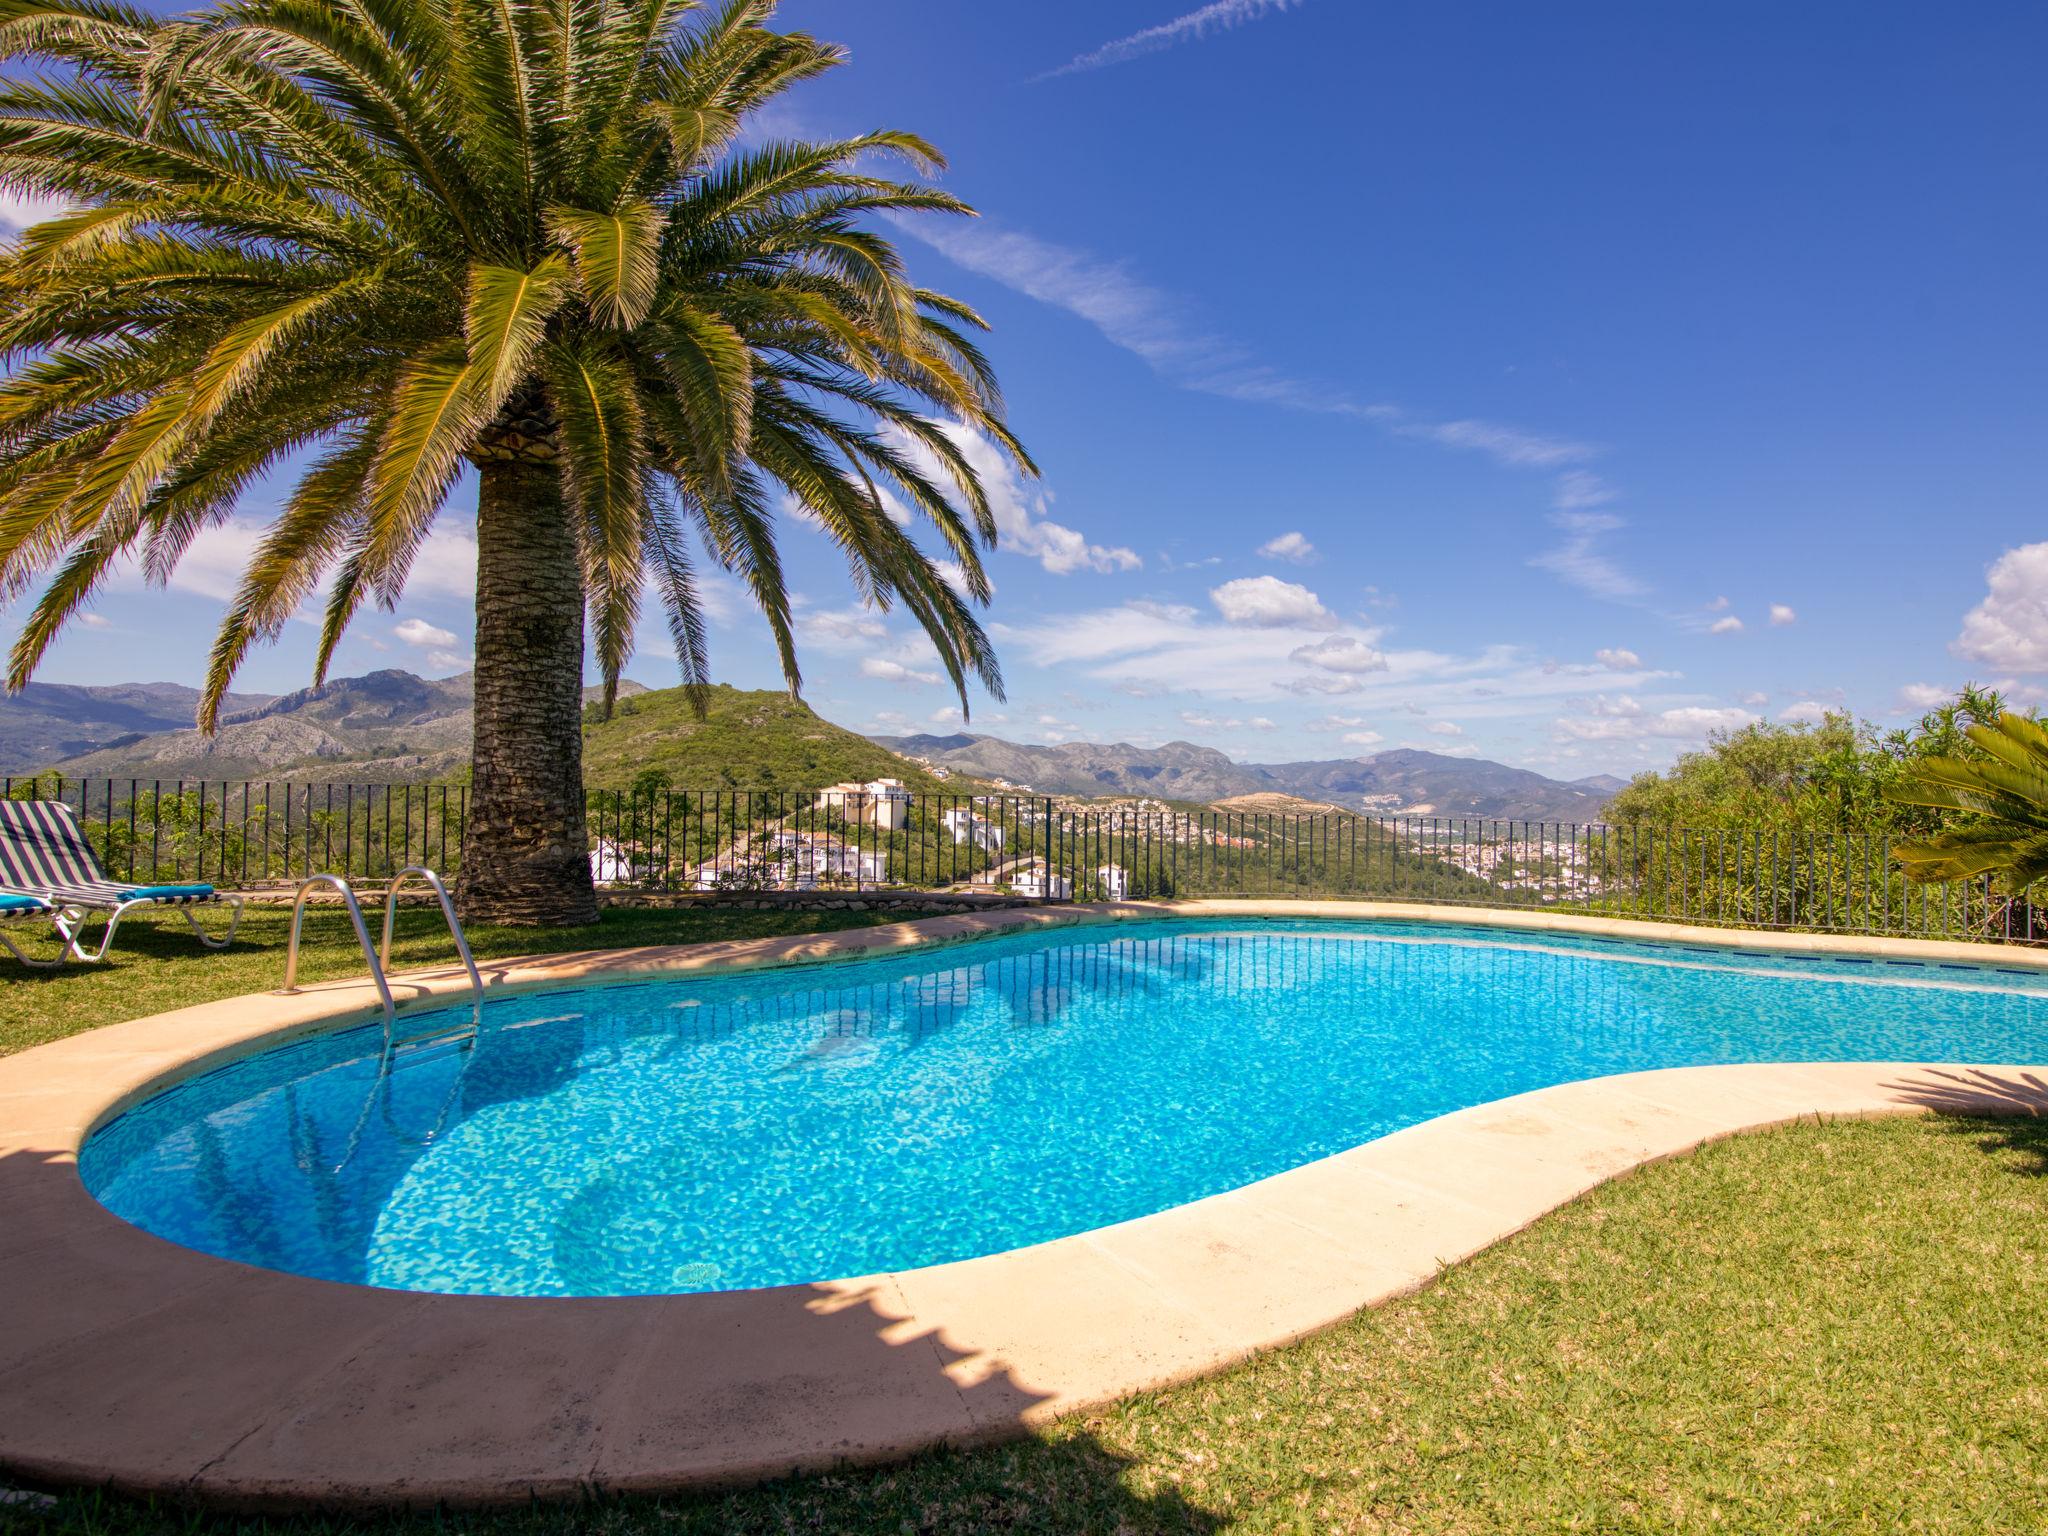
82,919,2048,1297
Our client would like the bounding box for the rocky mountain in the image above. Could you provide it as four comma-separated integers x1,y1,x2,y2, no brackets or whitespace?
874,734,1615,821
882,734,1269,802
0,680,276,771
16,670,645,784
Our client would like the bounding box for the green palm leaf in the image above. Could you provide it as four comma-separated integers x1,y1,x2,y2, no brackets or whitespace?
1887,713,2048,888
546,201,661,328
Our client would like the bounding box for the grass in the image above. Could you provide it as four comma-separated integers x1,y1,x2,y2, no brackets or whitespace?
7,1113,2048,1532
0,901,935,1057
578,682,967,794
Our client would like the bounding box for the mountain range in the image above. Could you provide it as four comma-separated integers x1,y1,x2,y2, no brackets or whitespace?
0,680,278,771
875,733,1619,820
2,670,1622,818
4,671,643,784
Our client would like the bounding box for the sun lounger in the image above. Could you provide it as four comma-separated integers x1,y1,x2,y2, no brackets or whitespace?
0,800,244,963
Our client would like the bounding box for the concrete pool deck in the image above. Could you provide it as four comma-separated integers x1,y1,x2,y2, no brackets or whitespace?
1,899,2046,1510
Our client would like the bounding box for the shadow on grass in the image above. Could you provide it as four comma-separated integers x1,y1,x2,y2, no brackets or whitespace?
14,1432,1226,1535
1883,1067,2048,1175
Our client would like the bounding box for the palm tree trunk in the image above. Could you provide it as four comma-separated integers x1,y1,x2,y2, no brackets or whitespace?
455,454,598,926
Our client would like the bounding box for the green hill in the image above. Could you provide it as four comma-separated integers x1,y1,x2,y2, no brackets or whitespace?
580,684,954,794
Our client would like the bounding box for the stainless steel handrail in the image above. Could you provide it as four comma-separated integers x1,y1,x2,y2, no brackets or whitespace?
379,865,483,1029
283,873,395,1028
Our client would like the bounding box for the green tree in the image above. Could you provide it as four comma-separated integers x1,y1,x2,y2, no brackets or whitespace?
628,767,673,804
0,0,1029,925
1605,685,2007,837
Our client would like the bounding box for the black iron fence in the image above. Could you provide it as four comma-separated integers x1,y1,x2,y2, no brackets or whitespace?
4,773,2040,944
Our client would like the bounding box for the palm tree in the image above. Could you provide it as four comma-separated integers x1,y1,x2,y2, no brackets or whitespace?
1885,713,2048,886
0,0,1030,925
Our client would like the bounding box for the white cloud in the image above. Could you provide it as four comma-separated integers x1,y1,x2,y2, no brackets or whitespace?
1896,682,1951,711
1769,603,1797,627
928,705,964,726
1341,730,1385,747
1414,419,1594,470
887,418,1139,576
1708,616,1744,635
0,187,70,236
801,607,887,643
1257,530,1318,564
1706,595,1731,612
105,518,263,602
1427,721,1464,737
1956,542,2048,670
861,657,940,686
1594,647,1641,671
1210,575,1336,629
1554,471,1618,510
1037,0,1306,79
1778,700,1830,724
1248,716,1276,731
1554,695,1756,743
1289,634,1386,673
77,612,111,630
394,617,457,649
1283,674,1366,696
400,522,479,598
1530,512,1646,602
1739,691,1770,707
1002,602,1682,726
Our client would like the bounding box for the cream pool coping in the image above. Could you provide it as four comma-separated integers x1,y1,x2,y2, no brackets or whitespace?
2,899,2046,1510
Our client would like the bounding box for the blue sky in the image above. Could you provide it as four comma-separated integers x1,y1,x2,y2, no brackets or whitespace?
10,0,2048,777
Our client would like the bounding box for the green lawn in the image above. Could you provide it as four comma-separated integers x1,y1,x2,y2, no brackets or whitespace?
7,1113,2048,1533
0,901,934,1057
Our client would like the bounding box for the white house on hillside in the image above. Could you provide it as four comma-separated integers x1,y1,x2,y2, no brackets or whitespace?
1013,863,1073,901
815,777,912,830
768,830,888,888
941,806,1005,852
1097,864,1130,901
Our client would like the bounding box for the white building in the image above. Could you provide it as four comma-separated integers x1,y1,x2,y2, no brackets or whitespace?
1013,864,1073,901
589,838,642,886
768,831,888,888
1097,864,1130,901
941,807,1006,852
814,778,912,831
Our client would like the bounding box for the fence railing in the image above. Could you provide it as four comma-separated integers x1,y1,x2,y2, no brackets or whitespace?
4,775,2039,945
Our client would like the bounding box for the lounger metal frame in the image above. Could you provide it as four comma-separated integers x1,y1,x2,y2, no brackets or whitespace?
0,900,65,968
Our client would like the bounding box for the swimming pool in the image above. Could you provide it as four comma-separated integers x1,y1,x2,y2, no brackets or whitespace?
81,917,2048,1298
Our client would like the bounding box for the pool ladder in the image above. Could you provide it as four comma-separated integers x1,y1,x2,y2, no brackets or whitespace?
283,867,484,1053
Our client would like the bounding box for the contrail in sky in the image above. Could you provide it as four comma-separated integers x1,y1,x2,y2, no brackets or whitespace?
1034,0,1309,81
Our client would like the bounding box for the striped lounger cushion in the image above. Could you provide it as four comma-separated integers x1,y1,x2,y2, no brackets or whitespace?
0,800,216,907
0,892,51,917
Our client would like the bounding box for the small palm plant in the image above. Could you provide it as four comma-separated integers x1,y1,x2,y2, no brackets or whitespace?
1885,713,2048,885
0,0,1030,925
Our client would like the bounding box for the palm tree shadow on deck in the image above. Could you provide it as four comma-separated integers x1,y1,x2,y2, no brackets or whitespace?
1881,1067,2048,1176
